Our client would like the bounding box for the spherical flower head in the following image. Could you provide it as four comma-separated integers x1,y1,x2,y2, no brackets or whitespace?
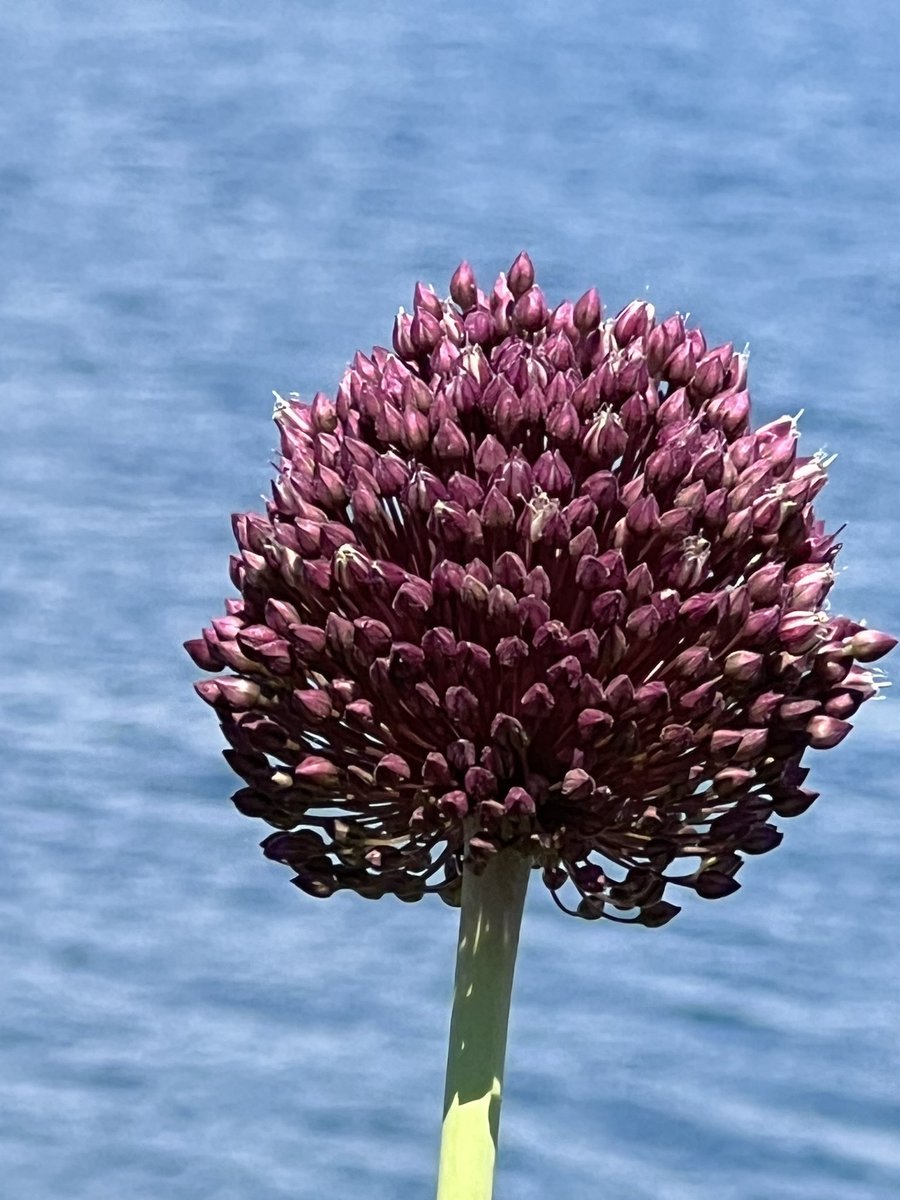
187,254,896,926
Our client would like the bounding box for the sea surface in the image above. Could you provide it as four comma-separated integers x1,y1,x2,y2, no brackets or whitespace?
2,3,899,1198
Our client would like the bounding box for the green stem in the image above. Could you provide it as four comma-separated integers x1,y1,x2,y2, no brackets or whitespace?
436,843,531,1200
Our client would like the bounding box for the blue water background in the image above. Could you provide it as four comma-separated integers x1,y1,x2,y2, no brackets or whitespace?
2,3,899,1197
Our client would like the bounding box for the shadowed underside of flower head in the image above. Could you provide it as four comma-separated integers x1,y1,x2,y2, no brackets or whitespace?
186,254,895,926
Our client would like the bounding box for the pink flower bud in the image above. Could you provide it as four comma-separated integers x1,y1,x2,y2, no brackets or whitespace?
507,251,535,298
450,260,477,310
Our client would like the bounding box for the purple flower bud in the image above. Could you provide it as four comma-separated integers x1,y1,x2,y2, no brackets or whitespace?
807,715,852,749
533,619,569,656
567,628,600,667
462,767,495,802
625,494,660,536
288,623,327,659
491,713,528,752
581,470,618,509
527,495,569,547
295,755,341,787
583,409,628,465
604,674,634,714
694,870,741,900
504,786,536,816
474,434,508,477
626,562,653,604
591,589,626,627
184,637,221,671
464,307,494,345
707,389,751,436
663,341,696,385
821,689,862,720
434,419,469,461
393,577,433,619
494,387,525,441
633,680,668,713
548,301,577,337
533,449,572,496
613,300,654,345
779,611,825,655
671,646,713,676
741,606,781,645
414,282,443,319
217,677,262,709
461,573,490,610
645,444,691,491
713,767,755,796
439,791,470,821
507,251,535,298
373,451,409,495
748,563,785,605
577,708,613,741
655,390,690,431
481,486,515,530
844,629,897,662
375,753,411,784
626,604,661,641
691,353,726,399
450,261,478,310
310,391,338,434
546,655,583,691
410,309,442,353
496,635,528,667
724,651,764,684
679,681,719,716
780,699,821,727
573,287,602,333
423,752,452,787
447,472,484,509
646,313,685,374
740,824,784,855
392,310,415,358
445,686,481,730
495,451,533,500
401,406,429,452
520,683,555,719
659,723,693,752
734,728,768,760
513,286,549,333
561,768,594,800
430,501,469,545
722,507,753,545
546,400,580,445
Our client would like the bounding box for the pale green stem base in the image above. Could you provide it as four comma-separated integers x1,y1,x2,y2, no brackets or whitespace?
435,845,531,1200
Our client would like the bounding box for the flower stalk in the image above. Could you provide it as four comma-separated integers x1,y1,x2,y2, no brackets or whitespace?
437,837,531,1200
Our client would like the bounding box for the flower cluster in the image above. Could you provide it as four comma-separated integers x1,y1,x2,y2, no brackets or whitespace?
186,254,894,925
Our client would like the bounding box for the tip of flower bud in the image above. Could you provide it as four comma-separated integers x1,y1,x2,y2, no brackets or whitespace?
410,309,442,353
845,629,897,662
513,286,548,333
573,287,601,333
806,715,853,749
507,251,535,298
450,260,478,310
413,281,443,319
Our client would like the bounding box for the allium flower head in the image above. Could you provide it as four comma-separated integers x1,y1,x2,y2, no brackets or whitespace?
187,255,895,926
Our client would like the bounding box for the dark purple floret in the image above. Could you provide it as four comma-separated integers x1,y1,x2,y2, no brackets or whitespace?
187,254,896,925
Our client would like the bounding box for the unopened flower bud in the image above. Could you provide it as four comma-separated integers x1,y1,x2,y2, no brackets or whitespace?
450,260,478,310
513,286,548,333
507,251,535,298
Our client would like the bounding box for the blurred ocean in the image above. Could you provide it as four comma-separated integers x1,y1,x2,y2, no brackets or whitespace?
1,3,898,1197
